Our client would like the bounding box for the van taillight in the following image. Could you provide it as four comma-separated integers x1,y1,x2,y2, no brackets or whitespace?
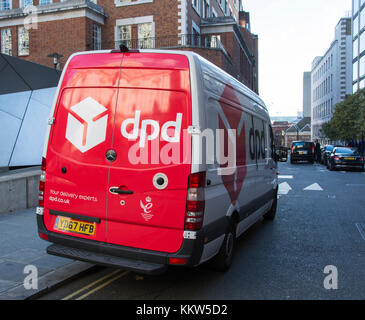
184,172,206,231
38,157,46,208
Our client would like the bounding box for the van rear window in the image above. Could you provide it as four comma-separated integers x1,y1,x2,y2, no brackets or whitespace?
293,142,312,149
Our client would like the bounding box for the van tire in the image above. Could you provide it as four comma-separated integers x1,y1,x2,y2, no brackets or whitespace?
210,221,236,272
264,190,278,221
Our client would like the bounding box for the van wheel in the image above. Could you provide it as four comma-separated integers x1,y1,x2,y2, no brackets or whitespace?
264,190,278,221
211,221,236,272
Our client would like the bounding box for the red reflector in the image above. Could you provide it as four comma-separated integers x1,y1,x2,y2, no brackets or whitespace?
186,200,205,212
188,172,206,188
38,232,49,241
184,221,203,231
41,157,46,171
169,258,187,265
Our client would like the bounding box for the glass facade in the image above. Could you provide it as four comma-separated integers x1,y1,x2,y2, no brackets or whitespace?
353,0,365,92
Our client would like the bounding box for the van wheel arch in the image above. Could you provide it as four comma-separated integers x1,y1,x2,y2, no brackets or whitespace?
210,216,237,272
263,187,278,221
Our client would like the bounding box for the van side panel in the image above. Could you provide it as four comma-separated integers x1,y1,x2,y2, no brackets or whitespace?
196,56,275,242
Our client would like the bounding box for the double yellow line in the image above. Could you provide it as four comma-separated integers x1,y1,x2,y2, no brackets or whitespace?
62,269,129,300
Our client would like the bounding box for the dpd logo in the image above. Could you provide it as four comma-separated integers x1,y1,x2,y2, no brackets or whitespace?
65,97,108,153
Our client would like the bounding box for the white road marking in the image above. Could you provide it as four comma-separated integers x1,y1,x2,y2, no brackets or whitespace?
303,183,323,191
278,182,292,195
355,223,365,241
278,175,293,179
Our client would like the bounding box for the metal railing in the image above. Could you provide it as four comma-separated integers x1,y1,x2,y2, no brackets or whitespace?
115,34,225,51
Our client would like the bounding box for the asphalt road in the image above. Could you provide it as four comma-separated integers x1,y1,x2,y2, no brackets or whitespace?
38,160,365,300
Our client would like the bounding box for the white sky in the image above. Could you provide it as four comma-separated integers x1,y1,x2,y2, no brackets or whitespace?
243,0,352,117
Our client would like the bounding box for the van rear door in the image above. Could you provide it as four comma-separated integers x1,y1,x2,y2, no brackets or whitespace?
43,53,122,243
105,53,192,253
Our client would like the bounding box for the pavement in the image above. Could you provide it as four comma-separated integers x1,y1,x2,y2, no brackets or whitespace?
0,207,93,300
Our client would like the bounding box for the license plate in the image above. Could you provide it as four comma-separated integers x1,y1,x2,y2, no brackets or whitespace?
345,157,355,160
54,216,95,236
299,151,307,155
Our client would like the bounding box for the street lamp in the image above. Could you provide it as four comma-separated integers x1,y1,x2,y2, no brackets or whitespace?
47,52,63,70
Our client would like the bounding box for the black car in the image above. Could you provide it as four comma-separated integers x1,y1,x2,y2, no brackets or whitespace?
328,147,364,171
290,141,315,164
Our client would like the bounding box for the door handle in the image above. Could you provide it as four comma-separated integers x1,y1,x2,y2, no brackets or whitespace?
109,186,134,195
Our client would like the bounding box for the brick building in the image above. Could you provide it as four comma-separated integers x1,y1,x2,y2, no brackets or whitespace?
285,117,312,147
0,0,259,93
271,121,291,148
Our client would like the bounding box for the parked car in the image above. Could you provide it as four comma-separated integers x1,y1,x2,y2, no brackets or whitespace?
290,141,315,164
328,147,364,171
36,49,278,274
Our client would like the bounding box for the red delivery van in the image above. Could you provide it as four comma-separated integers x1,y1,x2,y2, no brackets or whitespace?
36,49,278,274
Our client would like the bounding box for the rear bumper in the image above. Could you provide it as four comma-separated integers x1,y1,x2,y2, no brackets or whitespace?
47,243,168,275
333,162,364,168
37,214,227,274
291,154,314,161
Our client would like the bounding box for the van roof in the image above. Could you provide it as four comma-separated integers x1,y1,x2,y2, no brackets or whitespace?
66,49,267,112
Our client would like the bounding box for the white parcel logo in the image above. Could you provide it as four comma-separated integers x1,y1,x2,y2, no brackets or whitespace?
66,97,108,153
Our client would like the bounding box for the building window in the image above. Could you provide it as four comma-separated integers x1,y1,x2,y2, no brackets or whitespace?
206,34,220,48
18,27,29,56
192,0,201,16
202,0,210,18
354,0,359,15
1,28,12,55
212,7,217,17
138,23,153,48
192,22,200,46
353,15,359,37
93,24,101,50
21,0,33,7
39,0,52,4
0,0,11,10
118,25,132,48
353,37,359,59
